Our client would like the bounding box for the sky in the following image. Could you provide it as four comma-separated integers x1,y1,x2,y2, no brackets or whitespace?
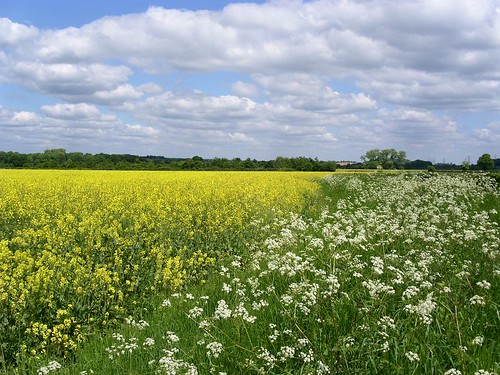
0,0,499,163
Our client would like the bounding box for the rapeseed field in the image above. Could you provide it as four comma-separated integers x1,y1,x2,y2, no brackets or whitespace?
0,170,324,369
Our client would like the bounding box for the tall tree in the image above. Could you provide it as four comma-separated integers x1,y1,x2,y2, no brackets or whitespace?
361,149,407,169
477,153,494,170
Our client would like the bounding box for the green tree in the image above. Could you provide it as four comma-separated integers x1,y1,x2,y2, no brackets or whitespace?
477,153,494,170
361,149,407,169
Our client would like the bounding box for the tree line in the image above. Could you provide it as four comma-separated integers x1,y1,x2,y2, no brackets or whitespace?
353,149,499,171
1,148,497,171
0,149,337,171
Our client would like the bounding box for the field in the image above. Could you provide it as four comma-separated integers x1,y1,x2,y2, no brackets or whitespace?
0,170,499,374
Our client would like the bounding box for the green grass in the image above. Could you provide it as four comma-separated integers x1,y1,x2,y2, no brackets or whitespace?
4,172,500,375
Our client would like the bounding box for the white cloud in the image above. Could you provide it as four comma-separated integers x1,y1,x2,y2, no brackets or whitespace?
228,132,255,143
231,81,259,97
40,103,116,122
125,124,159,136
11,111,40,125
9,62,131,99
0,18,38,46
474,122,500,142
94,84,143,105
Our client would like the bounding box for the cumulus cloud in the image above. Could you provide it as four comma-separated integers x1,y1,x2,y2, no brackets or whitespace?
9,62,131,100
40,103,116,121
10,111,40,125
0,18,38,46
231,81,259,98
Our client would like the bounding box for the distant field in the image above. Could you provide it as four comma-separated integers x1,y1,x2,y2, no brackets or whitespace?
1,171,498,374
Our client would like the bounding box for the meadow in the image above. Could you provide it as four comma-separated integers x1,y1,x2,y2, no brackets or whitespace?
0,170,498,374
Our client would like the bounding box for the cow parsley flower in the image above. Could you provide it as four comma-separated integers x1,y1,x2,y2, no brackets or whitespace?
476,280,491,289
37,361,62,375
472,336,484,346
214,300,232,319
469,295,486,306
405,351,420,362
206,341,223,358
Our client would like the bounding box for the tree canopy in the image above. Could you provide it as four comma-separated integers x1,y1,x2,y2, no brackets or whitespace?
477,153,495,170
361,149,407,169
0,150,337,172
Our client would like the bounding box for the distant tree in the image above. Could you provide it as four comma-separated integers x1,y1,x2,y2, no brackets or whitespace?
461,161,470,172
405,159,433,170
361,149,407,169
477,153,494,171
274,156,293,170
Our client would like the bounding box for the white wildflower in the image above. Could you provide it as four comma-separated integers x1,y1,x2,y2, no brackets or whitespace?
257,347,277,367
404,293,436,324
474,370,495,375
198,320,210,329
187,306,204,319
299,349,315,363
277,346,296,361
297,338,309,347
165,331,180,344
37,361,62,375
125,317,149,329
343,336,355,347
476,280,491,289
469,295,486,306
214,300,232,320
402,285,420,300
381,341,390,352
378,316,396,330
371,256,384,274
362,279,395,298
472,336,484,346
206,341,223,358
405,351,420,362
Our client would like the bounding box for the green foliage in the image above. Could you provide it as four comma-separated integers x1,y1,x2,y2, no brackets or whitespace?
405,159,433,170
361,148,407,169
477,153,495,171
0,150,337,172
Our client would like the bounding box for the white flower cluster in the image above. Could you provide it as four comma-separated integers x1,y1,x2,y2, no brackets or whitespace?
404,293,436,325
206,341,223,358
105,336,139,360
214,300,232,320
37,361,61,375
125,317,150,329
156,349,198,375
405,351,420,362
469,295,486,306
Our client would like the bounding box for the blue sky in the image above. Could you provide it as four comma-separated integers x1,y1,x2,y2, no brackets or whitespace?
1,0,499,162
